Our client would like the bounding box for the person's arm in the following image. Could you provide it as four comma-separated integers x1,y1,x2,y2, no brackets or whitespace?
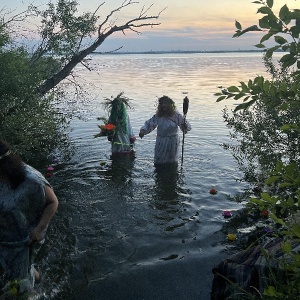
139,115,157,138
29,185,58,243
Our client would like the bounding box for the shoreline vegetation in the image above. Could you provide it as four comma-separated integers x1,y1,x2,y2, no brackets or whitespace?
92,49,285,55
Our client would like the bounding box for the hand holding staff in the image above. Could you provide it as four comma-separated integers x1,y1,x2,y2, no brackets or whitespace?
181,96,189,165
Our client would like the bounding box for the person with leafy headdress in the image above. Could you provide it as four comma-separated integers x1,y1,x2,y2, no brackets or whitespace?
104,93,136,156
139,95,191,166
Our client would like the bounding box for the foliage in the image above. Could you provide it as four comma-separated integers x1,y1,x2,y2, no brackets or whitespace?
216,0,300,112
30,0,99,61
216,0,300,298
222,55,300,185
0,279,31,300
0,26,70,167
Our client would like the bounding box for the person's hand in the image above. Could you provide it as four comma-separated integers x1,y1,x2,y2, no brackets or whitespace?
182,123,188,134
130,136,136,143
29,227,44,245
139,130,145,139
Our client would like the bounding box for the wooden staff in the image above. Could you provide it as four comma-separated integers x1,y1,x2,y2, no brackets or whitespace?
181,96,189,165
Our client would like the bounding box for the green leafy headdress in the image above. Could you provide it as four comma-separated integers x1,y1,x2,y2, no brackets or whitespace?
102,92,132,133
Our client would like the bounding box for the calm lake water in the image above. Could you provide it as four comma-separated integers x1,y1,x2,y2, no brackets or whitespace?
35,52,274,300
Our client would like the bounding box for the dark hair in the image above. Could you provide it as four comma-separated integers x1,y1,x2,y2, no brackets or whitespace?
156,96,176,117
0,140,25,189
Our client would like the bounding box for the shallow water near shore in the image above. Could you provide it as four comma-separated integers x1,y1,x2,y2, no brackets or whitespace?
33,52,275,299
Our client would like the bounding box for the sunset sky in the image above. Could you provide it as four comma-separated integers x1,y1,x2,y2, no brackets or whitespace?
1,0,298,52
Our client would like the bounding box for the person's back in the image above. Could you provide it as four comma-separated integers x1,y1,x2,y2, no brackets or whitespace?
104,93,136,157
0,139,58,294
0,165,47,244
139,96,191,166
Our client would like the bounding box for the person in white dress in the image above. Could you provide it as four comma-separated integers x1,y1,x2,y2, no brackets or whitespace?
139,95,191,166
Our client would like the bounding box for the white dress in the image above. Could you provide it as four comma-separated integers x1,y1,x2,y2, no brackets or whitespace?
140,110,191,165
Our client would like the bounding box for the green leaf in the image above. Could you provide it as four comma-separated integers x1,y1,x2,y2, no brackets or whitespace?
281,124,299,131
233,31,241,38
266,0,273,8
265,176,280,184
264,286,277,296
249,197,264,205
282,241,292,253
247,79,253,89
234,93,245,100
258,7,272,15
291,224,300,238
254,76,264,88
240,82,250,92
261,192,272,201
254,43,266,48
280,82,287,91
291,9,300,19
269,213,285,226
290,25,300,38
280,53,294,62
269,85,276,97
233,99,256,112
263,80,270,93
290,42,298,55
282,56,297,68
280,103,288,110
274,35,288,45
235,20,242,30
259,16,270,29
279,4,290,22
260,32,273,43
285,163,297,174
269,46,281,58
279,182,293,188
287,197,295,206
227,86,240,92
216,95,226,102
275,161,284,172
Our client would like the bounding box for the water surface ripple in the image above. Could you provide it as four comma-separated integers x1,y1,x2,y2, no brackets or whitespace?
36,53,271,300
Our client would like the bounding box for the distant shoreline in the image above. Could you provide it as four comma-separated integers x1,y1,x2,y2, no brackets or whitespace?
92,49,282,55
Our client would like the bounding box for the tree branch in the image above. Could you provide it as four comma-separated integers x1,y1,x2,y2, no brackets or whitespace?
37,2,164,95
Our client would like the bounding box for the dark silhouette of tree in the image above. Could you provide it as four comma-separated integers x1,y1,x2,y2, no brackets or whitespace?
29,0,164,95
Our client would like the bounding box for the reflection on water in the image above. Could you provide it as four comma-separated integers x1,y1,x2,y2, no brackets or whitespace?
151,164,199,233
154,163,179,200
152,163,183,228
104,154,135,184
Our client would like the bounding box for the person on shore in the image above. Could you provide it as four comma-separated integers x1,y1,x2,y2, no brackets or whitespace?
0,140,58,295
139,95,191,166
104,93,136,158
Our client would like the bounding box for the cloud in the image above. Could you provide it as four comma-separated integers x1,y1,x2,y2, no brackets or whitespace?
4,0,297,53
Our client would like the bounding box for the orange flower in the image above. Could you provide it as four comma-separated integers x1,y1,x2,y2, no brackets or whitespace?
100,125,106,130
106,124,116,131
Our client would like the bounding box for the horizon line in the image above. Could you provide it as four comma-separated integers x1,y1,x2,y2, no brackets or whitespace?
92,49,265,55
